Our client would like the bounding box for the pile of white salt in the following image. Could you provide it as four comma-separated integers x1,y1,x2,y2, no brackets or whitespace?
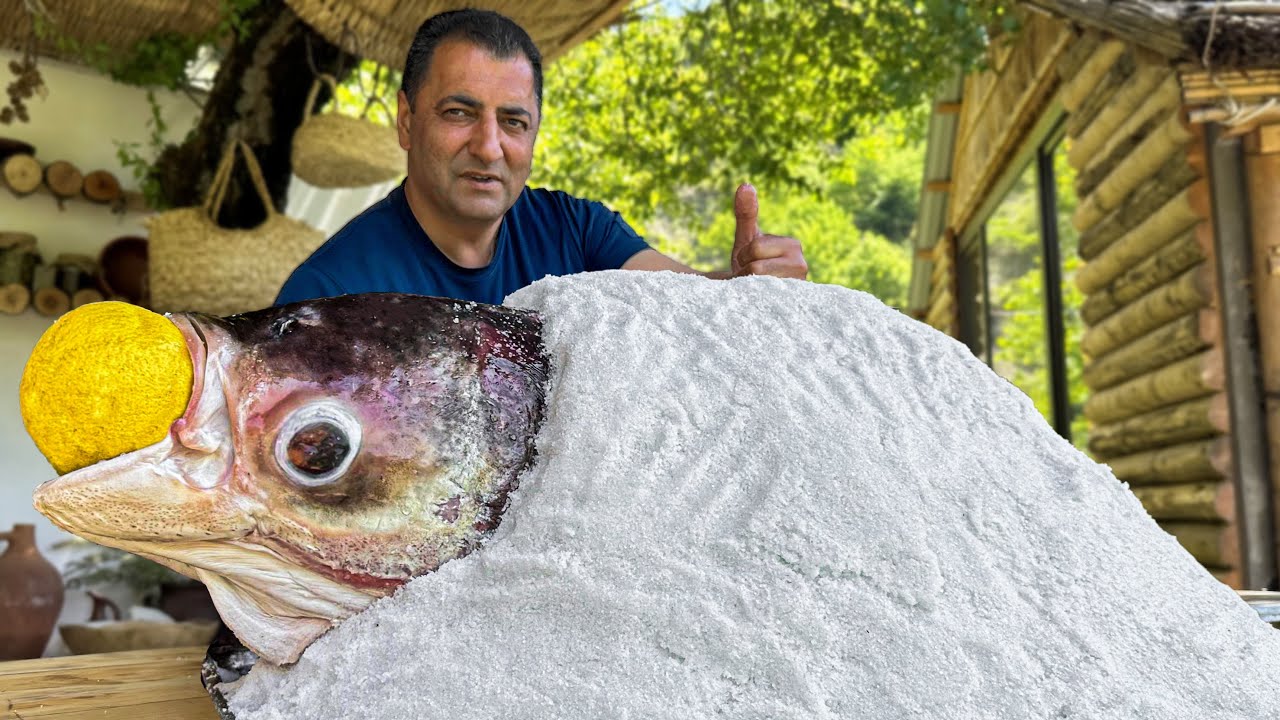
226,272,1280,719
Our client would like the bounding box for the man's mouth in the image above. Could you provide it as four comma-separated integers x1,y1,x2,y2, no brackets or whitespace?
461,172,501,186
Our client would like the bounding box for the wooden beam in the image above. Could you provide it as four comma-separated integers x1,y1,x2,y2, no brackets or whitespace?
1083,309,1219,391
1083,347,1225,424
1161,521,1240,568
1130,481,1236,523
1076,183,1208,294
1069,64,1174,170
924,179,952,193
934,101,963,115
1077,150,1200,261
1073,110,1196,233
545,0,632,61
1023,0,1186,59
1104,436,1233,485
1089,393,1230,458
1081,228,1207,326
1080,261,1215,361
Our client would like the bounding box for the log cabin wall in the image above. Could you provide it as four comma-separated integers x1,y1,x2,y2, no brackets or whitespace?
1063,39,1243,586
920,22,1270,587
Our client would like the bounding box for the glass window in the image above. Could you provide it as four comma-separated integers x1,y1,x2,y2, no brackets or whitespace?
955,124,1088,450
986,161,1052,423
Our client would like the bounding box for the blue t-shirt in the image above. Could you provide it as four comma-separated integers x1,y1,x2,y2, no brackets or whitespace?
275,184,650,306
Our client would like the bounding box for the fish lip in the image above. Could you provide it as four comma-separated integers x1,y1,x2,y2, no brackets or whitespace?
168,312,210,433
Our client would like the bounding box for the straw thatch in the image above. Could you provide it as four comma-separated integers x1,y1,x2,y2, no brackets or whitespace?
0,0,221,61
282,0,632,68
1025,0,1280,70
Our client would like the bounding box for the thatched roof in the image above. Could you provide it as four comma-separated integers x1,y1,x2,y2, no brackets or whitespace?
0,0,630,69
1026,0,1280,69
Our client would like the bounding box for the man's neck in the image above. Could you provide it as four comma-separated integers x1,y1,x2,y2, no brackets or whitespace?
403,182,503,269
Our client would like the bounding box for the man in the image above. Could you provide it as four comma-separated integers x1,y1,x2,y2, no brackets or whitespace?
275,9,807,307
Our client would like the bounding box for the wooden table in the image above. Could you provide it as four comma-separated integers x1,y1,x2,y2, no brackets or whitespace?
0,647,219,719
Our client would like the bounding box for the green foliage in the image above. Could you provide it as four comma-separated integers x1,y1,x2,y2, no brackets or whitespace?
33,0,258,91
114,91,170,209
330,60,401,127
533,0,1009,222
985,143,1089,451
661,185,910,305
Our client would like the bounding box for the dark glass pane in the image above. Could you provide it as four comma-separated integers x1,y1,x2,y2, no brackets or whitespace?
1052,140,1089,452
986,161,1052,423
957,231,988,362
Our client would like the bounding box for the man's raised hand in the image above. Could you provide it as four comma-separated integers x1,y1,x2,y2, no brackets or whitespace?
730,183,808,280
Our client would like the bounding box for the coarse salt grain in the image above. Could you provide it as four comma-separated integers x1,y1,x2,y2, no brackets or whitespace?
226,271,1280,719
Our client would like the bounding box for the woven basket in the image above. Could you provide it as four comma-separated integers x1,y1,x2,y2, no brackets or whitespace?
147,140,325,317
292,74,404,189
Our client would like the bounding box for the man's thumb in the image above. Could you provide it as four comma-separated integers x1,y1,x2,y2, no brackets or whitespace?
734,183,760,257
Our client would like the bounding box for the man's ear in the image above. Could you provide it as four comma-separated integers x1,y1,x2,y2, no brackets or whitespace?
396,89,413,151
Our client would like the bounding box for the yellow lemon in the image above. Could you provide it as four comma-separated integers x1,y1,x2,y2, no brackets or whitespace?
20,302,193,474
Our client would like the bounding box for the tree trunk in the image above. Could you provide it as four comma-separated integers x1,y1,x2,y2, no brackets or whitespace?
152,0,354,229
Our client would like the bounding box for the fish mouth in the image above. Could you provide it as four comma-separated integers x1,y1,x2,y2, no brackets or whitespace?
31,312,379,665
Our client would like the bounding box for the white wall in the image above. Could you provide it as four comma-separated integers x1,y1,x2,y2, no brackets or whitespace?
0,49,397,653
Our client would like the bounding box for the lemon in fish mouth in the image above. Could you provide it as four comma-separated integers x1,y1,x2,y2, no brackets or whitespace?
20,301,193,474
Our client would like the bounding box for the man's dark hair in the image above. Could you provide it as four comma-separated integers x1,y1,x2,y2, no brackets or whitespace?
401,9,543,111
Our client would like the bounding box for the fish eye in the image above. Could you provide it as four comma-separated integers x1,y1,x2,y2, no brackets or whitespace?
274,401,361,487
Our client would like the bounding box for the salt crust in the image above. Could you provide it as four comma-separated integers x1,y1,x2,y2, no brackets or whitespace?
227,272,1280,719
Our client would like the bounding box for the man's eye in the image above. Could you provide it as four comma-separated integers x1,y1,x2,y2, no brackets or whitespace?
443,108,468,118
504,118,528,130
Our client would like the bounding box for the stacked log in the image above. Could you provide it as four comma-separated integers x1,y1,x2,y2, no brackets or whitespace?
1061,35,1237,582
924,232,957,335
0,232,37,314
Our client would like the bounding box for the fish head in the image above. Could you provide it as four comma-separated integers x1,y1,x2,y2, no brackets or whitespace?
32,294,548,664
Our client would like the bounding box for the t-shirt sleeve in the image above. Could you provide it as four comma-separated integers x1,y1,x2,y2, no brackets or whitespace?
581,201,650,271
275,264,347,306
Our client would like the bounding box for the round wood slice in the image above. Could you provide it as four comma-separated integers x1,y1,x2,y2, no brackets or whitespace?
0,283,30,314
0,138,35,162
82,170,122,204
3,154,41,195
0,231,36,252
33,286,70,316
71,287,104,308
44,161,84,199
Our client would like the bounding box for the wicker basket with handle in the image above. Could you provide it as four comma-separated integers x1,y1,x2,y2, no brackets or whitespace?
147,140,325,316
292,73,404,189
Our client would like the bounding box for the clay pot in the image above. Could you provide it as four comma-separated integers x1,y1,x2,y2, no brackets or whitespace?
97,235,149,307
0,524,65,660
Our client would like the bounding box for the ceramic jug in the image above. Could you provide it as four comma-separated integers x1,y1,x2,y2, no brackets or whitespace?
0,524,64,660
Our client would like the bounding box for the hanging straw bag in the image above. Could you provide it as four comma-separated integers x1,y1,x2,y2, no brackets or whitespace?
147,140,325,316
292,73,404,188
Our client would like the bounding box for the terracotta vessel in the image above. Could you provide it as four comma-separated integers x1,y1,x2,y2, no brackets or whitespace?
0,524,64,660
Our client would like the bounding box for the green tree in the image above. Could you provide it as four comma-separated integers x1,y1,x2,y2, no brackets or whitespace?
532,0,1010,223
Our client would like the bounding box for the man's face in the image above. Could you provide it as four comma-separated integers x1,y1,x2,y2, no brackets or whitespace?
397,40,539,226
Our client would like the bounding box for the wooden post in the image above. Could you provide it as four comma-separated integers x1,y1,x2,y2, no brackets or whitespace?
1245,122,1280,582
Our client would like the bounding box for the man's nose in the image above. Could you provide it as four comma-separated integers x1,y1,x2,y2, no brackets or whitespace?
467,115,503,164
